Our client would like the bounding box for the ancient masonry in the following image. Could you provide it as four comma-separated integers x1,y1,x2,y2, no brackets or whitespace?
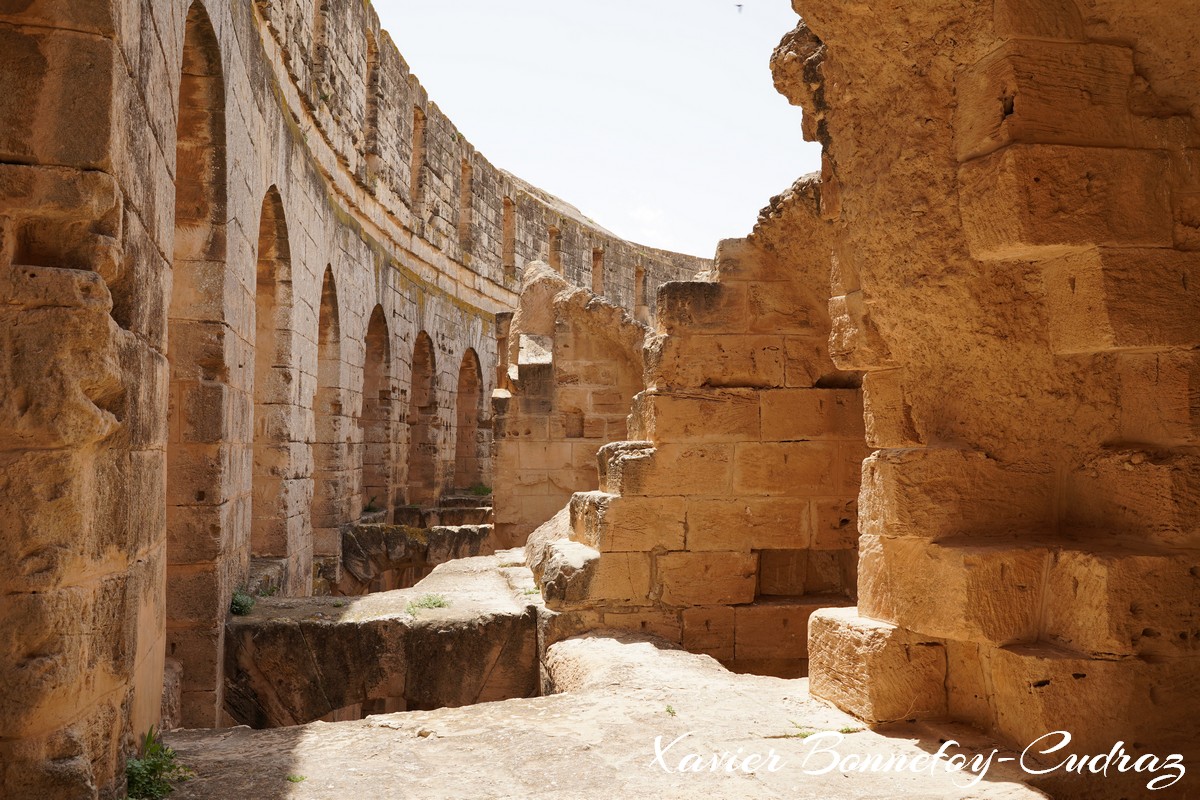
0,0,705,792
2,0,1199,798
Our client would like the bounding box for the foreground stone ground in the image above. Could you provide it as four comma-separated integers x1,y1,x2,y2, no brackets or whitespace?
167,558,1045,800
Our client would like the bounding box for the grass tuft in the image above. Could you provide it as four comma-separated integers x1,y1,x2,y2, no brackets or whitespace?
406,594,449,614
126,727,193,799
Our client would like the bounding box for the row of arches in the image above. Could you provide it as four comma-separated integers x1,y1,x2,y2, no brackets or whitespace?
166,0,487,727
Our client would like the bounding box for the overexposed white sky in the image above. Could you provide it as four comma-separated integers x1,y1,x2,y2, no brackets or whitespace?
376,0,820,258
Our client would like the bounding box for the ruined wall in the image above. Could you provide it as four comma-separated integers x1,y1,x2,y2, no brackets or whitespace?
772,0,1200,786
528,180,867,678
492,263,647,548
0,0,702,795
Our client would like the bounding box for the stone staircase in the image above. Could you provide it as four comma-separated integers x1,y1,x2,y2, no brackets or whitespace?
530,226,867,677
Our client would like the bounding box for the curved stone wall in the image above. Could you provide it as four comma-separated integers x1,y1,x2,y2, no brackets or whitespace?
0,0,707,795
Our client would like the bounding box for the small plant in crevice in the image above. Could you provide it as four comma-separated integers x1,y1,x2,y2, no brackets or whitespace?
285,774,307,783
255,583,279,598
364,495,381,513
406,594,449,614
838,725,864,734
665,705,677,717
125,727,193,799
468,483,492,497
229,588,256,616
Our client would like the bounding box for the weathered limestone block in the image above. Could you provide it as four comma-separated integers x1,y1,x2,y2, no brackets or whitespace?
858,535,1048,646
811,497,859,550
684,497,811,551
1064,450,1200,548
955,41,1136,161
552,545,651,607
655,280,748,335
225,557,538,727
860,448,1054,540
1042,545,1200,658
0,25,114,168
992,0,1084,39
656,551,758,606
645,332,786,390
337,522,492,595
732,441,839,496
734,598,831,661
0,266,123,450
809,607,949,724
860,370,921,448
598,441,733,497
0,164,123,280
759,388,863,441
1117,350,1200,446
681,605,736,660
568,491,685,552
630,389,760,443
827,290,894,371
959,144,1173,261
985,642,1198,754
746,280,825,335
1041,247,1200,353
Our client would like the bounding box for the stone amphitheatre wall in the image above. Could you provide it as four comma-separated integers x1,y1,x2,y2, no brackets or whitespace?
527,178,868,679
781,0,1200,770
0,0,705,795
520,0,1199,788
492,263,649,548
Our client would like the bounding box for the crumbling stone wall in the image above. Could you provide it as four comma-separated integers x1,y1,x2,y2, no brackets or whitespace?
528,180,868,678
0,0,701,795
492,263,649,548
773,0,1200,782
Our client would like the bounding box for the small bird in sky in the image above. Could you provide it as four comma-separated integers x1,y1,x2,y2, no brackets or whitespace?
736,3,743,12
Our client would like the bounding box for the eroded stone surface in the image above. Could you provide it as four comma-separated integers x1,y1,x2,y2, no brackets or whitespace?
168,634,1046,800
224,554,539,727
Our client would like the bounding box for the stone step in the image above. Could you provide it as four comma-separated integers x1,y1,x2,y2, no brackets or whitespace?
392,505,494,528
858,532,1200,658
224,553,538,728
596,440,733,497
809,606,1199,766
568,490,685,552
340,522,494,595
440,494,493,508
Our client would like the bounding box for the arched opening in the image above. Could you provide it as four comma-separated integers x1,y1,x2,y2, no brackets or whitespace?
459,158,474,254
358,306,393,518
502,196,517,282
166,0,228,728
591,247,605,295
410,106,426,211
312,267,348,585
360,28,379,179
634,264,649,324
404,331,438,506
548,225,562,273
363,30,379,156
312,0,329,81
453,349,484,490
250,187,306,594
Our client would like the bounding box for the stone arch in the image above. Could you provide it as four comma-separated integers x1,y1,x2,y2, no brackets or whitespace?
250,186,307,594
312,266,349,583
166,0,229,728
453,348,484,490
404,331,438,506
358,305,393,517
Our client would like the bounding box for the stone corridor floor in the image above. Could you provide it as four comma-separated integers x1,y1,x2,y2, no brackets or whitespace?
167,586,1048,799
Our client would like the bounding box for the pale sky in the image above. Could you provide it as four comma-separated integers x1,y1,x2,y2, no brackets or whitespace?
376,0,821,259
